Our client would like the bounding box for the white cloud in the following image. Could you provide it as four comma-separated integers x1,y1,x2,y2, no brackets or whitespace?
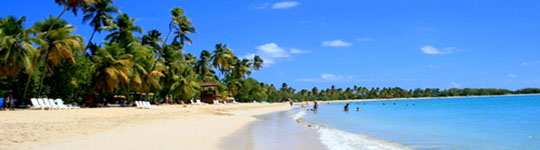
508,74,517,78
521,62,534,66
421,45,457,55
244,43,307,66
322,40,352,47
429,64,439,69
357,37,373,42
272,1,300,9
297,73,357,82
290,48,310,54
450,81,460,88
257,43,290,58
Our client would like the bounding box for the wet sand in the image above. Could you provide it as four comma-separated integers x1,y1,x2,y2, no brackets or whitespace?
222,109,326,150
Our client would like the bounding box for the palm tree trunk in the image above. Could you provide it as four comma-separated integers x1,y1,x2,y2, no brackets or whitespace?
37,64,49,98
86,29,97,55
162,21,173,47
22,6,68,100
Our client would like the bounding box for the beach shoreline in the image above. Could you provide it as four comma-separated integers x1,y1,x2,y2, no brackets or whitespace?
307,93,540,104
0,103,290,150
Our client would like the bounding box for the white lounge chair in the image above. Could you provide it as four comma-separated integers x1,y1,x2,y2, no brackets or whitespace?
190,99,196,105
37,98,47,110
30,98,42,110
196,99,204,105
48,99,59,110
143,101,157,109
41,98,52,110
233,100,238,104
55,99,71,110
134,101,143,109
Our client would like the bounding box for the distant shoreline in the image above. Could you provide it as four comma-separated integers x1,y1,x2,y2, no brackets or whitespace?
301,93,540,104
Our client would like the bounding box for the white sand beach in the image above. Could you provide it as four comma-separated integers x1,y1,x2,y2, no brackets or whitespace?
0,103,291,150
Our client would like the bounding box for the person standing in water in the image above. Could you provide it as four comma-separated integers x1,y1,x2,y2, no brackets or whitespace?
344,103,350,112
313,101,318,111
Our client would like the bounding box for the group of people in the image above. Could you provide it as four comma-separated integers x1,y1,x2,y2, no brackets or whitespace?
1,93,15,111
343,103,361,112
297,101,361,113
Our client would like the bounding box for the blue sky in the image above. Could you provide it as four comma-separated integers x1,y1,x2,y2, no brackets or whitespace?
2,0,540,90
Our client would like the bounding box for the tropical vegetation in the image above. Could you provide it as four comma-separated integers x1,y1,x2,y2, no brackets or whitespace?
1,0,539,107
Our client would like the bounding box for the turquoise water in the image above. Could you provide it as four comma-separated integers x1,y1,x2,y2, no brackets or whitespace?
300,95,540,150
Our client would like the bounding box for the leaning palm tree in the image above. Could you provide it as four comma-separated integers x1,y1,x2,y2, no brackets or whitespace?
83,0,118,55
22,0,93,98
0,16,38,77
32,16,84,96
211,43,234,76
163,7,195,49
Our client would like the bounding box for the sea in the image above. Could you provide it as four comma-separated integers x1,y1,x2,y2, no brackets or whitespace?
295,95,540,150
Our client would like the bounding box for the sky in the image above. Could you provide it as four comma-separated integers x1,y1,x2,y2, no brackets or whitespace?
2,0,540,90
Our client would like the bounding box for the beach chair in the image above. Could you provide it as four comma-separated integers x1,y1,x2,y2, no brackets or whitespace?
30,98,42,110
144,101,157,109
190,99,196,105
37,98,46,110
233,100,239,104
48,99,59,110
223,101,227,104
134,101,143,109
55,99,71,110
196,99,204,105
40,98,52,110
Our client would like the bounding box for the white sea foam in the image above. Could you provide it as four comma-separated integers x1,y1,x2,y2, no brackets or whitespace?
292,111,306,120
313,124,412,150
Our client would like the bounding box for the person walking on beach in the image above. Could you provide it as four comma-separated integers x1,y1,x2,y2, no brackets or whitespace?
289,100,293,107
344,103,350,112
6,93,14,111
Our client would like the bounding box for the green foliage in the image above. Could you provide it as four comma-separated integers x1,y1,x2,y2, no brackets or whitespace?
2,0,538,107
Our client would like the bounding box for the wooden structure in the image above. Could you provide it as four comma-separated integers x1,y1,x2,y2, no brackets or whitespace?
200,83,220,104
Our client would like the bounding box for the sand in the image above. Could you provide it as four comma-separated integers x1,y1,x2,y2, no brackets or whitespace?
0,103,290,150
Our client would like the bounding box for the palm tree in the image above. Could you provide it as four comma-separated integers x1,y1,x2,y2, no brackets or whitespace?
184,53,196,66
32,16,84,96
163,7,195,49
211,43,233,76
54,0,93,17
83,0,118,55
104,13,142,47
92,43,133,92
230,57,252,79
0,16,38,77
23,0,93,98
141,59,165,101
194,50,212,81
141,30,163,52
252,55,263,71
170,65,199,102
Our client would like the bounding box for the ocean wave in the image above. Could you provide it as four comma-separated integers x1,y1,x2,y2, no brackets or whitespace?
313,125,412,150
289,109,411,150
292,110,307,121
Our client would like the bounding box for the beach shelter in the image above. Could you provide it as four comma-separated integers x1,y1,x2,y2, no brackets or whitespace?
200,83,220,104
